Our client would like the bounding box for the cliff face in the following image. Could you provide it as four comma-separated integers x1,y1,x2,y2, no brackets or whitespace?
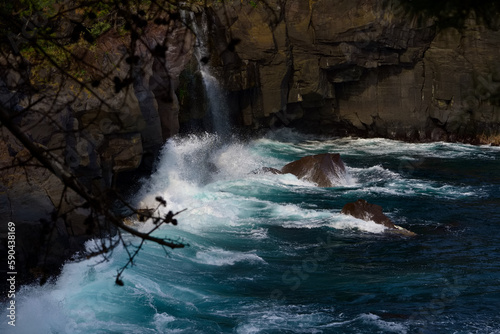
183,0,500,143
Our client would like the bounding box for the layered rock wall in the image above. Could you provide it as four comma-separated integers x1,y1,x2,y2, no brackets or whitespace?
182,0,500,143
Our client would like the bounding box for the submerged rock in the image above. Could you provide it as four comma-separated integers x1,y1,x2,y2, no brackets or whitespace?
281,153,347,187
251,167,283,175
341,199,416,236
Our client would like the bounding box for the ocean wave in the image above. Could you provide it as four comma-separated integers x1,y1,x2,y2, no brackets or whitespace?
285,136,497,160
343,164,486,199
229,227,269,240
348,164,401,184
8,129,498,333
271,204,388,234
329,214,388,234
321,313,408,333
152,313,178,333
235,304,338,334
195,248,266,266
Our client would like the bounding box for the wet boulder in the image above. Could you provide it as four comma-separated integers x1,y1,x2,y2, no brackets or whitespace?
341,199,416,236
281,153,347,187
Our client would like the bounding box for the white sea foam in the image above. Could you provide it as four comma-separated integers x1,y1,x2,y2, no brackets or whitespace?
7,129,496,333
272,204,331,221
281,134,497,160
320,313,409,333
268,204,388,233
152,312,177,332
235,304,338,334
359,313,408,333
345,163,485,199
330,213,388,234
230,227,269,240
212,142,272,178
195,248,266,266
3,285,70,333
348,164,401,181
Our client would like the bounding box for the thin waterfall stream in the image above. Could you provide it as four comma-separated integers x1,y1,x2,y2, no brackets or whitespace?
188,10,232,137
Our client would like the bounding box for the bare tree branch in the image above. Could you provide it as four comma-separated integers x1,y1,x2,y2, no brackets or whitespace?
0,103,185,248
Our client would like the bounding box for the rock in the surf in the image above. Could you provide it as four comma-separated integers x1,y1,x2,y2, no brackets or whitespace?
281,153,347,187
251,167,283,175
341,199,416,236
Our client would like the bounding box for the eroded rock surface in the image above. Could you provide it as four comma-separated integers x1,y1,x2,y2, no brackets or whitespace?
281,153,347,187
341,199,416,236
181,0,500,143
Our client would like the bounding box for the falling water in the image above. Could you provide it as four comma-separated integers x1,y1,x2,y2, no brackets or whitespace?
188,10,232,137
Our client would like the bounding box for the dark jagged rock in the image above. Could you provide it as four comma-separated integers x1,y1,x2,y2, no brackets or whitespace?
341,199,416,236
281,153,347,187
341,199,396,228
187,0,500,143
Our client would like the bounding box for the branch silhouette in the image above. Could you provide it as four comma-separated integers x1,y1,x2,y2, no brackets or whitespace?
0,0,202,286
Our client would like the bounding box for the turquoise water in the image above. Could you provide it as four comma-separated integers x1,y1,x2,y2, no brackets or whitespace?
3,130,500,333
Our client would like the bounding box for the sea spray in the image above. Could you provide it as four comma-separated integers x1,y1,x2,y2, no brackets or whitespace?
2,131,500,333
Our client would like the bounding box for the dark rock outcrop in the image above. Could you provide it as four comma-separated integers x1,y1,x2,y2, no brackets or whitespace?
180,0,500,144
281,153,347,187
341,199,416,236
341,199,396,228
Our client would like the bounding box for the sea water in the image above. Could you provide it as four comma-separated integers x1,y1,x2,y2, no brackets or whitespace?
3,129,500,333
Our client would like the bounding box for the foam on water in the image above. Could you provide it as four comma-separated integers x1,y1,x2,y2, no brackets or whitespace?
4,129,500,333
234,304,339,334
358,313,408,333
152,313,177,333
320,313,409,333
297,136,494,160
330,214,388,234
134,132,372,238
194,248,266,266
347,164,485,199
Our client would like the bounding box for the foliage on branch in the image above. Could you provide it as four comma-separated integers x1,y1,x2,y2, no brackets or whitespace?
0,0,200,286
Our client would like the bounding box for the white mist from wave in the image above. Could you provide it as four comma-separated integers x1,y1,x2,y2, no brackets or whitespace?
3,131,497,333
126,130,495,269
194,248,266,266
295,136,499,160
133,132,391,238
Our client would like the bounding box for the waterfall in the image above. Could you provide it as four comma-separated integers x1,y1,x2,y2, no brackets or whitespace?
185,10,232,137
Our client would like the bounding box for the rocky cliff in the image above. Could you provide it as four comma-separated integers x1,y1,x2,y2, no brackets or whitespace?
180,0,500,144
0,14,194,285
